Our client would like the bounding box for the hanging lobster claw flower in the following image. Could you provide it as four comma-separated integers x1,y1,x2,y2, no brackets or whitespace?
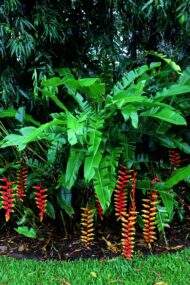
114,165,133,220
0,178,15,222
169,149,181,167
81,207,95,247
34,185,47,222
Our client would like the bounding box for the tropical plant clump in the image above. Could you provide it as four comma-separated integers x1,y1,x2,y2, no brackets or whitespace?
1,54,190,259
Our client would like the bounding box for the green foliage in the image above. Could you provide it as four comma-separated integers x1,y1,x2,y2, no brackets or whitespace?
15,226,37,239
1,54,190,244
65,148,84,190
165,164,190,188
156,206,170,233
1,60,190,215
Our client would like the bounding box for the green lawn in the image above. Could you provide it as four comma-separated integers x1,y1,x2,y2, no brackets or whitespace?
0,248,189,285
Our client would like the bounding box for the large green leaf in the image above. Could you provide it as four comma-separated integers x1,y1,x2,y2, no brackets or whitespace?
147,51,181,74
39,88,69,112
43,76,105,103
84,151,102,182
165,164,190,188
141,108,186,125
57,187,74,216
154,85,190,101
42,77,65,87
0,134,26,150
84,117,104,182
113,64,152,95
65,147,84,189
15,226,37,239
0,108,40,126
23,119,65,144
93,150,120,212
67,113,86,145
46,201,56,219
78,78,105,102
113,93,146,109
1,119,65,150
159,190,175,217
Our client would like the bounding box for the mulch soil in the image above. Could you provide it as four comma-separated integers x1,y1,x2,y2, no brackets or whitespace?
0,216,190,261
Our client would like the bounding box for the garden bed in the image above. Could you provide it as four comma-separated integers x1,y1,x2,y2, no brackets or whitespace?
0,217,189,261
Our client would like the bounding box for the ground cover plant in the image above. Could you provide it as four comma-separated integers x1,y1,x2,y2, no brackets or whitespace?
0,248,190,285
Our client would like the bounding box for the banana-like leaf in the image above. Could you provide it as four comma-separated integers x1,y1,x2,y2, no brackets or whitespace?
46,201,56,219
67,112,86,145
65,147,84,190
113,93,146,109
93,150,120,212
159,190,175,217
113,64,160,95
141,108,186,125
147,51,181,74
39,88,68,112
165,164,190,188
93,168,110,213
157,133,190,154
57,187,74,216
0,119,65,150
156,206,170,232
42,77,65,87
43,76,105,103
23,119,65,144
78,78,105,102
0,134,26,150
84,117,104,181
154,85,190,101
0,108,41,126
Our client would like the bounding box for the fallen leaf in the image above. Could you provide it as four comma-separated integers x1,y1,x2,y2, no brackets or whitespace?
154,281,168,285
90,272,97,278
102,237,120,253
42,237,51,251
61,278,71,285
18,244,29,252
107,280,125,284
165,245,184,251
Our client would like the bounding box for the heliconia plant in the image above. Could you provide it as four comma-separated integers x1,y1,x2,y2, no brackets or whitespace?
121,171,137,260
33,185,47,222
81,207,94,248
114,166,133,220
142,178,160,248
95,195,103,220
169,149,181,168
0,56,190,250
121,210,137,260
0,178,15,222
17,160,27,201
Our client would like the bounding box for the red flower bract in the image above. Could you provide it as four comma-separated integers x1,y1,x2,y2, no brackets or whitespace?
0,177,15,222
169,149,180,168
34,185,47,222
114,165,133,220
142,180,160,248
95,196,103,220
121,171,137,260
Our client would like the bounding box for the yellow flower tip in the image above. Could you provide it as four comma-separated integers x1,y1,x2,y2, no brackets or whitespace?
5,215,10,222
